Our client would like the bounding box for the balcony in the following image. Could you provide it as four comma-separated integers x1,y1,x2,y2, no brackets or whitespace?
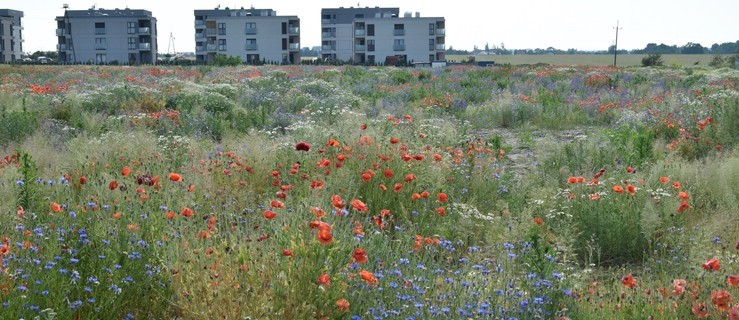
95,28,106,35
56,43,68,51
245,28,257,35
436,28,445,35
207,44,217,51
355,29,366,37
56,28,66,36
289,43,300,51
138,27,150,34
354,44,365,52
195,32,205,39
288,27,299,35
139,43,151,50
95,44,107,50
393,29,405,36
321,18,333,24
195,45,205,52
322,45,336,51
436,44,446,51
206,29,216,36
195,20,205,27
393,44,405,51
321,32,335,38
245,43,258,51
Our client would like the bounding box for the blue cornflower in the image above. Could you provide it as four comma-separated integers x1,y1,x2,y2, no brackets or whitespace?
16,285,28,292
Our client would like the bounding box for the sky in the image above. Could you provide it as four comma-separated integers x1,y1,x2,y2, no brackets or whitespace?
5,0,739,53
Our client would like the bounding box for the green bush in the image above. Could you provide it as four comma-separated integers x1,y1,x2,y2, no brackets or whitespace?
641,54,664,67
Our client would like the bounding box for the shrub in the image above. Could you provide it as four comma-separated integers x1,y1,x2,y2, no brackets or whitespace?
641,54,664,67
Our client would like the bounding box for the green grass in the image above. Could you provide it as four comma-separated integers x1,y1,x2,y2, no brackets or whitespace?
448,54,731,66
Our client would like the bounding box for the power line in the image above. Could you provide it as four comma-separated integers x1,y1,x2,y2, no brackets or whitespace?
613,21,622,67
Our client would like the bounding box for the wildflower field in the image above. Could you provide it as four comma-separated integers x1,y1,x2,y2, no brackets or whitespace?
0,63,737,320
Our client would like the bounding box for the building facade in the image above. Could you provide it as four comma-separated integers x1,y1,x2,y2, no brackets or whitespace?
194,7,300,64
55,8,158,64
321,7,445,64
0,9,24,63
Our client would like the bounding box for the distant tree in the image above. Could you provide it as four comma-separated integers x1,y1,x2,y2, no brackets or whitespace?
484,43,490,53
681,42,706,54
210,54,242,66
642,54,664,67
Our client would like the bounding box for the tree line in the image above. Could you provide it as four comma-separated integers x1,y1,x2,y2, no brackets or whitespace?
448,41,739,55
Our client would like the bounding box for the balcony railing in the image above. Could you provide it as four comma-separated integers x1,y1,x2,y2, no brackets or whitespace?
354,44,365,52
321,32,335,38
245,28,257,35
195,32,205,39
139,43,151,50
436,44,446,51
393,29,405,36
195,45,205,52
56,43,68,51
206,29,216,35
195,20,205,27
95,44,107,50
95,28,106,35
245,43,258,51
322,45,336,51
321,18,333,24
56,28,66,36
289,43,300,51
207,44,217,51
288,27,299,35
436,28,445,35
393,44,405,51
355,29,365,36
138,27,150,34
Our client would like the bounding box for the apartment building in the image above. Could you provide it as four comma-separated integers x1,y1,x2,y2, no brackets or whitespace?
194,7,300,64
55,8,158,64
0,9,24,63
321,7,445,64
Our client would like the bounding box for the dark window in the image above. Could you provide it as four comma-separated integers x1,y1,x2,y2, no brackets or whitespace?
367,24,374,36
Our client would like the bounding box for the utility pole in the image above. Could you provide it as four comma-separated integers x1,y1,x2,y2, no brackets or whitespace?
167,32,176,55
613,21,621,67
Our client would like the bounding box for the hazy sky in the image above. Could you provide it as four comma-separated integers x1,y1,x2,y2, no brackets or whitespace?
5,0,738,53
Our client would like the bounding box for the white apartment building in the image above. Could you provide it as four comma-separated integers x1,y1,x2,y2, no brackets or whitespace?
194,7,300,64
0,9,23,63
55,8,158,64
321,7,445,64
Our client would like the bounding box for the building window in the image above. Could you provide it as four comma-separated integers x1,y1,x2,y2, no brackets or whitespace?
245,22,256,34
429,39,435,51
247,54,260,63
393,24,404,36
218,39,226,51
367,55,375,64
96,53,107,64
246,38,257,51
429,54,435,62
95,22,105,34
429,23,435,35
367,39,375,52
127,22,136,34
95,38,106,50
367,24,374,36
282,53,289,63
128,37,137,50
218,23,226,35
394,39,405,51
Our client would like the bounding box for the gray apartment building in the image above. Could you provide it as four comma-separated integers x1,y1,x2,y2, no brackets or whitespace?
0,9,24,63
55,8,158,64
321,7,445,64
194,7,300,64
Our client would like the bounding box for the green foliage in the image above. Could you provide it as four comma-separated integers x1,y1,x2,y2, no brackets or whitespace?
641,54,664,67
0,104,38,145
15,149,40,211
210,54,243,66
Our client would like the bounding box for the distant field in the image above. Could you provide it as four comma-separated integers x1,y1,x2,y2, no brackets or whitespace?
446,54,727,66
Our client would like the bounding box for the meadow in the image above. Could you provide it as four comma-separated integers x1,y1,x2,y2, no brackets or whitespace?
446,54,728,67
0,63,737,320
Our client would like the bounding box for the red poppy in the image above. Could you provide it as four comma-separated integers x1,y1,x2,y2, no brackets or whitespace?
673,279,686,296
677,200,690,213
197,230,211,239
567,176,579,184
678,191,689,200
310,207,326,219
589,193,601,201
50,202,62,213
317,274,331,287
660,176,670,184
378,184,387,191
122,166,131,177
336,298,350,311
109,181,119,190
0,243,10,256
189,184,195,192
325,139,340,147
360,270,378,285
437,193,448,202
692,302,709,318
331,195,345,209
113,211,122,219
181,207,194,218
295,142,311,152
712,290,732,311
612,185,624,194
79,176,87,185
310,179,324,189
389,183,400,192
702,258,720,271
621,274,637,288
390,137,400,144
412,193,421,201
672,181,681,189
361,172,373,182
534,217,543,226
351,199,368,212
309,220,331,232
263,210,277,220
420,191,430,198
404,174,417,182
433,154,442,161
163,211,176,220
436,207,446,216
626,184,636,196
382,169,394,178
270,200,285,209
317,229,333,245
729,308,739,320
353,248,368,263
729,275,739,286
282,249,295,258
626,167,635,173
